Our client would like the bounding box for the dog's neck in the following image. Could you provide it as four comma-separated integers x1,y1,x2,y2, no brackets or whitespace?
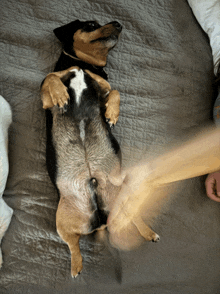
54,51,108,80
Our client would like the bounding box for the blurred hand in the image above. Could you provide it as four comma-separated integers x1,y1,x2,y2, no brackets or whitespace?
108,128,220,249
107,164,168,250
205,171,220,202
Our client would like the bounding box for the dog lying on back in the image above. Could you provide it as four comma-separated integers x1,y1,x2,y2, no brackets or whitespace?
41,20,160,278
41,20,123,278
48,66,122,278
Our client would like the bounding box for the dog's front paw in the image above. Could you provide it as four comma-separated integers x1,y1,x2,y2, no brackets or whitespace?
105,104,119,126
105,90,120,126
48,75,69,108
41,74,69,109
106,118,115,129
71,255,83,278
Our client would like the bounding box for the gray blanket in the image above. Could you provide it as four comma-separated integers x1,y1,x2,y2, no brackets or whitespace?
1,0,220,293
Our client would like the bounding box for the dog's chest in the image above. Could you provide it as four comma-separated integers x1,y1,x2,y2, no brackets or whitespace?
69,69,87,106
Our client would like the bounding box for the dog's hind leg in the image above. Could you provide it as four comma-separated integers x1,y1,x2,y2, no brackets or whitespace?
60,230,82,278
56,197,83,278
133,217,160,242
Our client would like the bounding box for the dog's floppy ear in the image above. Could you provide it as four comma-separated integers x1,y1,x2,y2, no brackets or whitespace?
53,20,81,44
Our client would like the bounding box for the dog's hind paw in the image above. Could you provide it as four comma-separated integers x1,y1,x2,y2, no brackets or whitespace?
142,230,160,242
152,233,160,243
71,257,83,278
133,218,160,243
72,270,82,279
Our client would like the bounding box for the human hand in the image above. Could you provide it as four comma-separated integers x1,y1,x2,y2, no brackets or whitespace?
205,171,220,202
107,164,165,250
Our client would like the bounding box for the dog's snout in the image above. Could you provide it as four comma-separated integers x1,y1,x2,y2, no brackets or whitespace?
109,21,122,32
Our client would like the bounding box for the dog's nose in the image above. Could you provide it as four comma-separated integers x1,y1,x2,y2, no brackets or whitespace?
109,21,122,32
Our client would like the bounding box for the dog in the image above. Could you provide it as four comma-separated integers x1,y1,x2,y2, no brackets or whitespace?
41,20,160,278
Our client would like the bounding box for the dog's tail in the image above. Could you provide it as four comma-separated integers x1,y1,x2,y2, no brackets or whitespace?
88,178,122,282
96,228,122,283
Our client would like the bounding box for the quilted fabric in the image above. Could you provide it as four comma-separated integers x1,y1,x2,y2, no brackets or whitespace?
0,0,220,293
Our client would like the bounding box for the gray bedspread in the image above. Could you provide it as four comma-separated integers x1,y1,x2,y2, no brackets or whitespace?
1,0,220,293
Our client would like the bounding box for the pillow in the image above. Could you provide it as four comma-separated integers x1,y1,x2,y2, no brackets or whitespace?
0,95,13,268
187,0,220,75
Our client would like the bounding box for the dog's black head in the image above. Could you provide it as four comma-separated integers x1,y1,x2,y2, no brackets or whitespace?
54,20,122,67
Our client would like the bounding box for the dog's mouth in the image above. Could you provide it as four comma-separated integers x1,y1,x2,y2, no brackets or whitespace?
91,34,119,49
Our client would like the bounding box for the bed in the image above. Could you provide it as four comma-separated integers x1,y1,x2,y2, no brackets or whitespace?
1,0,220,293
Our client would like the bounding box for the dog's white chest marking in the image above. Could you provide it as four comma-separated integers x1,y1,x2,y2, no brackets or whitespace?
69,69,87,106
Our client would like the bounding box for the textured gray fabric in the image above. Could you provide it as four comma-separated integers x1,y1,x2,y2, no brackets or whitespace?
0,0,220,293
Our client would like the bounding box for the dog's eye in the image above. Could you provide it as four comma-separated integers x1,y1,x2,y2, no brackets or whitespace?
83,21,100,32
89,21,99,27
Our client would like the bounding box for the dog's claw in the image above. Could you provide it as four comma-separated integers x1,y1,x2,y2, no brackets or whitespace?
63,103,68,112
72,270,82,279
106,118,115,129
58,102,68,114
